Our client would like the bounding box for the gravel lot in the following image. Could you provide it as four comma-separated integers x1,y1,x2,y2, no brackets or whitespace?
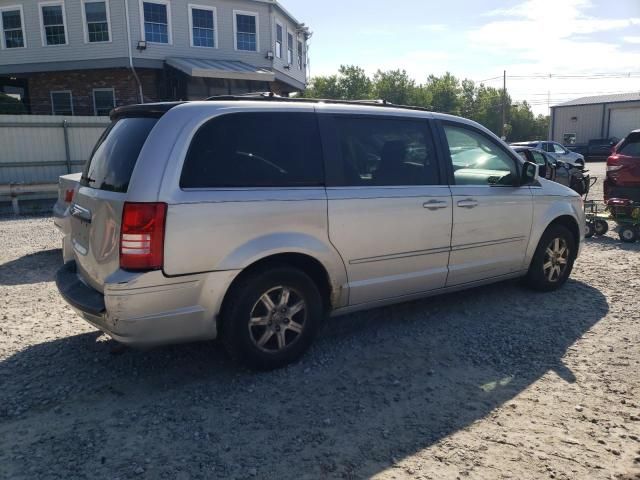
1,162,639,480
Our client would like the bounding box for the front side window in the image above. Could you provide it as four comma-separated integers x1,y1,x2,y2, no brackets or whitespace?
190,5,214,47
41,3,66,45
287,32,293,64
51,91,72,115
142,1,169,44
444,124,518,186
235,12,257,51
181,112,323,188
530,151,546,166
84,0,109,42
1,8,25,48
542,142,553,153
297,39,303,69
329,116,439,187
93,88,114,116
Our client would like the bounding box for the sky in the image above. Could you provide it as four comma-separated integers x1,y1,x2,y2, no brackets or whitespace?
283,0,640,115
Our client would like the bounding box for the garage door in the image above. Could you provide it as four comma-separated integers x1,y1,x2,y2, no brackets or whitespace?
609,108,640,139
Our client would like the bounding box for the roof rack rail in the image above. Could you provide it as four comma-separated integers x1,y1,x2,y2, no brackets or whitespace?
203,93,434,113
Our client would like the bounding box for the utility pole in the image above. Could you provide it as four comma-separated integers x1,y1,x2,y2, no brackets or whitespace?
501,70,507,140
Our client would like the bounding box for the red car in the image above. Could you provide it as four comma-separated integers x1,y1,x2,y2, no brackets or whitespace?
605,130,640,201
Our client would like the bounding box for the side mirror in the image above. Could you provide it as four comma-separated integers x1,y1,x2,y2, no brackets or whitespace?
521,161,538,185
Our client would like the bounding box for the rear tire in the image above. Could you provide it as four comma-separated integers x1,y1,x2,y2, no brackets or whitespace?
221,265,323,370
525,224,577,292
619,226,637,243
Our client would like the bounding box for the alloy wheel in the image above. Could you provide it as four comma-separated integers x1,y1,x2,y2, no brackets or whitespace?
248,286,307,353
543,237,570,282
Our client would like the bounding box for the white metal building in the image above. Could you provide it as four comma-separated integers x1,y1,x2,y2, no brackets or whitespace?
549,92,640,144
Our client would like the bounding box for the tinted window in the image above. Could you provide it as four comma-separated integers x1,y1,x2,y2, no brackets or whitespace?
444,124,518,186
181,112,323,188
619,133,640,157
329,116,439,186
81,117,158,193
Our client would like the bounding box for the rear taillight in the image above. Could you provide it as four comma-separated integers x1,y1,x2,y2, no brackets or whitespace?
64,189,74,203
120,202,167,271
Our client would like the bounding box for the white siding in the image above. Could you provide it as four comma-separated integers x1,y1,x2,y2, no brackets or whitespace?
0,0,307,87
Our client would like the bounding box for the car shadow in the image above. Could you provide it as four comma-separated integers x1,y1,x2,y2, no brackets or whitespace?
586,234,640,252
0,278,608,479
0,248,61,286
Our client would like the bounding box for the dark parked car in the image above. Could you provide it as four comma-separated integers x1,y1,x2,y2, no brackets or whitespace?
605,130,640,202
513,146,590,195
568,137,619,161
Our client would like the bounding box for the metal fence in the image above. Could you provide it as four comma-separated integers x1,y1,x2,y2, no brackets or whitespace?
0,115,109,186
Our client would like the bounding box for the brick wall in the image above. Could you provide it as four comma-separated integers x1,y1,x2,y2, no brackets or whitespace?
28,68,161,116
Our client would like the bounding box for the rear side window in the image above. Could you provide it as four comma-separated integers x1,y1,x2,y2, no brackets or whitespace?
81,117,158,192
327,116,439,186
619,133,640,157
180,112,323,188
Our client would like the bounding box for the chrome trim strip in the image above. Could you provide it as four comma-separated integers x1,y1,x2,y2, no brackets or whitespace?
349,246,450,265
451,236,526,252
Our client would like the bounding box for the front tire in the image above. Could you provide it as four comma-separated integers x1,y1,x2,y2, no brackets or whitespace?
221,265,323,370
525,224,577,292
594,219,609,236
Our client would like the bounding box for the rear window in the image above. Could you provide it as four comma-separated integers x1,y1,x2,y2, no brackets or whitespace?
180,112,323,188
619,133,640,157
81,117,158,192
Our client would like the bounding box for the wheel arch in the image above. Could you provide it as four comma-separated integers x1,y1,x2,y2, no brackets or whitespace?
218,252,339,329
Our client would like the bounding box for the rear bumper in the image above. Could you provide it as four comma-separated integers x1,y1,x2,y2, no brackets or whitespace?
55,261,239,347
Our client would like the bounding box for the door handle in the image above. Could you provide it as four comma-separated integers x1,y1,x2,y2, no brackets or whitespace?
423,200,448,210
457,199,479,209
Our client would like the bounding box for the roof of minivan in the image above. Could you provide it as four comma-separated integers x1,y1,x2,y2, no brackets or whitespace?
110,96,497,135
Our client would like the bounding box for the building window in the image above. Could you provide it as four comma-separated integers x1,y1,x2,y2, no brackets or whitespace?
83,0,110,43
51,91,73,115
1,7,26,49
287,32,293,64
93,88,115,116
234,11,257,51
141,0,171,44
297,39,303,69
189,4,215,48
275,22,282,58
40,2,67,46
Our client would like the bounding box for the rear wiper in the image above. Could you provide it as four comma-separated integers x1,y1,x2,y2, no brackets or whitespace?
81,174,96,184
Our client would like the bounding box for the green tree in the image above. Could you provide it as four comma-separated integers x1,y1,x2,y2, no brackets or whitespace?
509,101,536,141
337,65,372,100
424,72,461,115
371,69,417,105
303,74,342,99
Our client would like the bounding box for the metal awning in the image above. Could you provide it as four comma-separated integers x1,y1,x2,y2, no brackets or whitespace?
166,57,275,82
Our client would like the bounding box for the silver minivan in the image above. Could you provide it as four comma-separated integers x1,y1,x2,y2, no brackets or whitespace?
56,97,585,369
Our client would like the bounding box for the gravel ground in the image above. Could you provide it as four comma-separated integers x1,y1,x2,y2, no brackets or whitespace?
1,162,639,480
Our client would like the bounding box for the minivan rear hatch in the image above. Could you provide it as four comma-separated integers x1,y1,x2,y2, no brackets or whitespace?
70,115,160,291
